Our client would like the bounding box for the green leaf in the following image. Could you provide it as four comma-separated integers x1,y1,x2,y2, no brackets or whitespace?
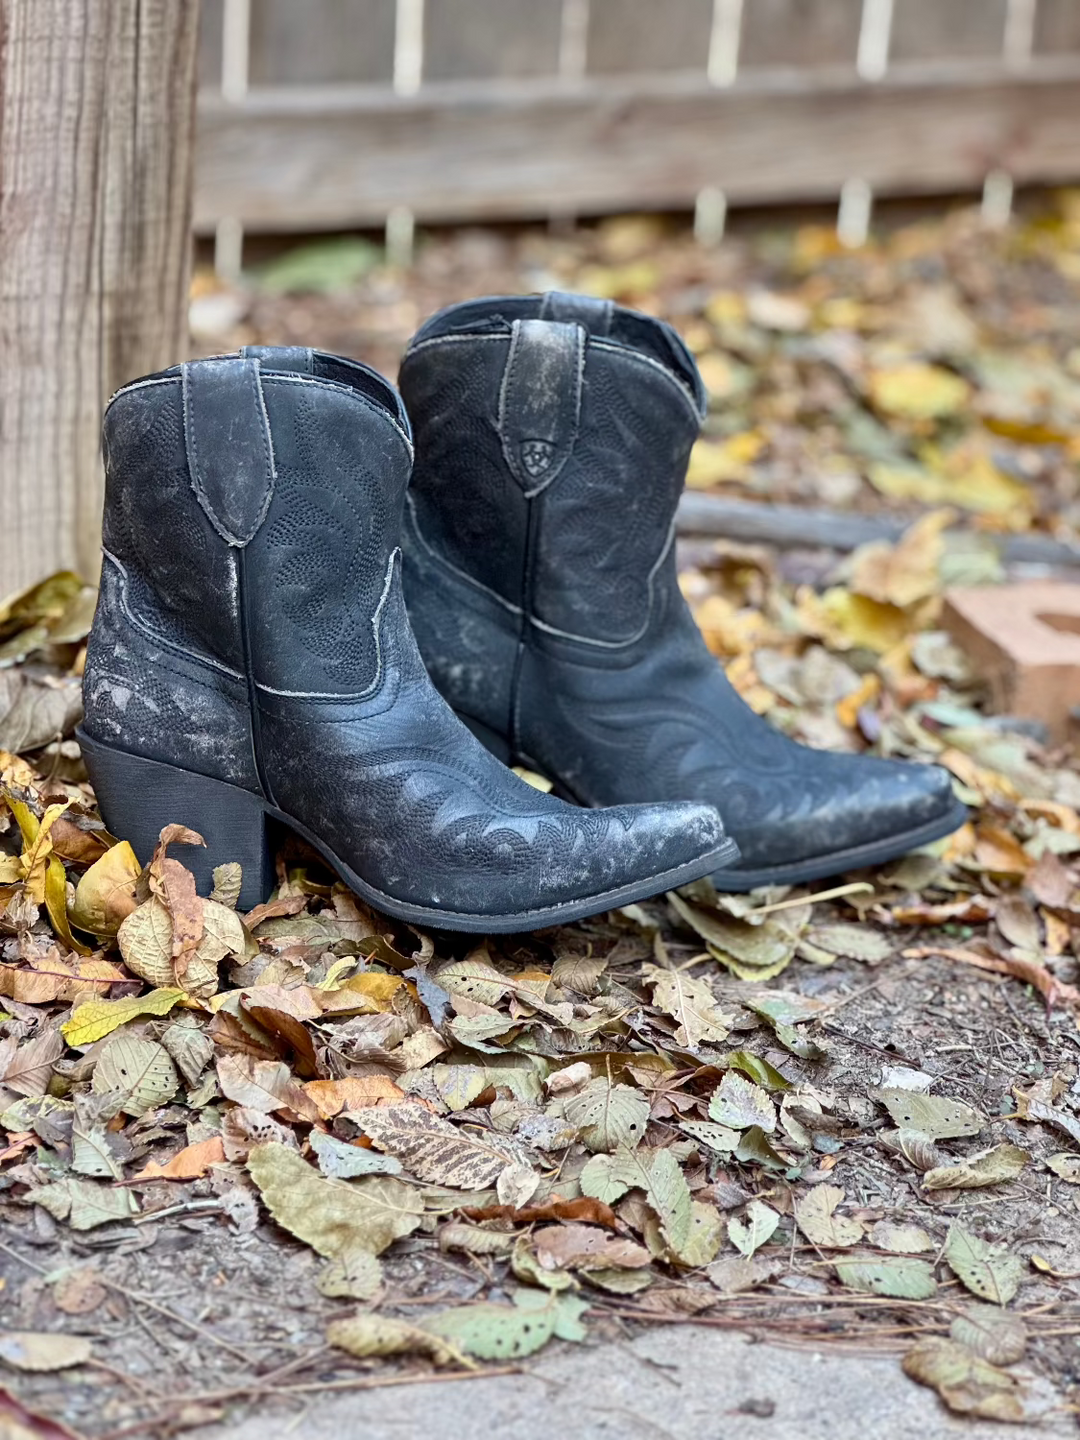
563,1080,650,1153
708,1072,776,1132
672,1200,725,1267
580,1146,692,1252
679,1119,740,1153
309,1130,403,1179
807,924,895,963
876,1088,982,1140
728,1199,780,1259
90,1035,179,1118
721,1051,791,1091
426,1289,590,1360
834,1256,938,1299
945,1225,1023,1306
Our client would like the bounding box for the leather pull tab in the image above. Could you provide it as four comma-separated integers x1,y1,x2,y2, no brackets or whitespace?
539,290,614,336
497,319,584,496
240,344,314,374
182,358,276,547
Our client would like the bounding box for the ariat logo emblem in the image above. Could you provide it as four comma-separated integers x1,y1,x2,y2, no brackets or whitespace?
520,438,554,479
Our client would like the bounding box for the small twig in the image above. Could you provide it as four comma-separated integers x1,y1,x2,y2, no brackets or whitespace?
131,1198,224,1222
96,1362,523,1422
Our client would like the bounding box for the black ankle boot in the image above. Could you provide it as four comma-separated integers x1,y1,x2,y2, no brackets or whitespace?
398,294,966,891
78,347,736,930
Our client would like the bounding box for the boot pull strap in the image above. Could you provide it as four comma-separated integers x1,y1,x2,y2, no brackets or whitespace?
240,344,314,374
497,319,584,497
182,358,277,547
540,290,614,336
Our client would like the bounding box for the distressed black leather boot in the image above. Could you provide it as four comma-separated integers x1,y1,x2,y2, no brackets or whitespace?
399,294,967,891
78,347,737,931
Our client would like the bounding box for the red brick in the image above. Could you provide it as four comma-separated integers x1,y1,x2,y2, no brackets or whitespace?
943,583,1080,742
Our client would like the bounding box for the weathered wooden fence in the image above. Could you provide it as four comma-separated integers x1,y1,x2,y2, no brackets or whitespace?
195,0,1080,258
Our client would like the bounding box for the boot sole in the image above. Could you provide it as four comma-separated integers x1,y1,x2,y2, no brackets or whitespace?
457,713,967,896
705,799,970,892
77,728,739,934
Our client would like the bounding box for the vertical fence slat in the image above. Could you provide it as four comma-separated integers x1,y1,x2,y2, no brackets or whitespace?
586,0,713,75
1034,0,1080,53
422,0,562,80
198,0,224,90
889,0,1008,64
248,0,397,84
739,0,862,70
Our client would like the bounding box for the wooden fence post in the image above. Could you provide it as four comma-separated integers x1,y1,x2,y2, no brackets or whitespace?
0,0,199,592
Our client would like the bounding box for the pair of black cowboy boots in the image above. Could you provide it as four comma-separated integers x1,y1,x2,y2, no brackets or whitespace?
79,292,965,934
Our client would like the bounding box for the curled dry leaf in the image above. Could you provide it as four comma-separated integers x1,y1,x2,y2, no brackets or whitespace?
302,1075,404,1118
118,895,243,997
641,962,734,1049
327,1312,471,1369
133,1136,225,1181
69,840,141,938
923,1142,1030,1192
902,1338,1031,1423
216,1054,320,1122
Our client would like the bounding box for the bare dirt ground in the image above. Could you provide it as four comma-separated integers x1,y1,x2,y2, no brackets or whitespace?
2,197,1080,1438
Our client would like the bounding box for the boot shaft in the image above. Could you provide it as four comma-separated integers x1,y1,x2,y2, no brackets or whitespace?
96,351,412,697
85,349,413,784
400,293,706,649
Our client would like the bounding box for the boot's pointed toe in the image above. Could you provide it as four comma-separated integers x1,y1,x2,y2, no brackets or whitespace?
80,347,736,933
398,292,966,890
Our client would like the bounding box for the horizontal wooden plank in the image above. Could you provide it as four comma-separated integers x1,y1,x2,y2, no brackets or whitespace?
194,63,1080,231
676,494,1080,569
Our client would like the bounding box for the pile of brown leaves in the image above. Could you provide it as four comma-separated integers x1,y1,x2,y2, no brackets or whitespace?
3,196,1080,1434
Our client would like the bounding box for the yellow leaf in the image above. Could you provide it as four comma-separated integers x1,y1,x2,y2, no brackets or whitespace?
0,857,22,882
686,432,764,489
45,854,91,955
836,673,881,729
13,802,71,904
337,972,405,1007
920,442,1033,520
868,363,970,421
849,509,952,608
796,587,912,654
70,841,141,937
61,988,186,1047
